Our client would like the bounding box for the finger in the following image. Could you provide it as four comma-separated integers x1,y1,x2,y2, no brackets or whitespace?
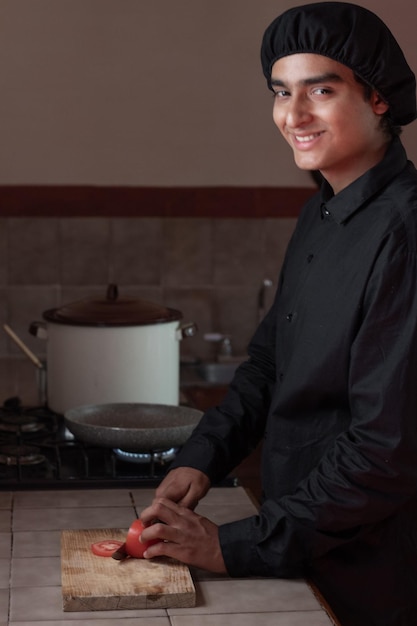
142,519,227,574
140,503,158,525
176,496,199,509
141,500,202,547
155,482,183,502
143,537,184,561
140,522,167,544
140,497,186,527
156,482,197,509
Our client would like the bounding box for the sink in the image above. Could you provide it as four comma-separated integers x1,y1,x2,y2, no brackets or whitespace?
196,361,239,384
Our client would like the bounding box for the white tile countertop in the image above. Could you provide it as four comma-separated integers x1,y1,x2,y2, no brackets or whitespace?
0,486,337,626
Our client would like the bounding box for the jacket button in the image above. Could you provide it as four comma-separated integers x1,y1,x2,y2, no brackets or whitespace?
286,313,293,321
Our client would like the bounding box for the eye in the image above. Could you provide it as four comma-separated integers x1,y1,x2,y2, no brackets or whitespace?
311,87,332,96
273,89,290,99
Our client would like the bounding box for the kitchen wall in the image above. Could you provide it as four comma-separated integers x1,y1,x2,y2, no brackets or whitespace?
0,0,416,185
0,215,297,404
0,0,415,405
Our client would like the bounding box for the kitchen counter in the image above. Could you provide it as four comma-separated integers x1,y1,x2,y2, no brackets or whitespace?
0,485,338,625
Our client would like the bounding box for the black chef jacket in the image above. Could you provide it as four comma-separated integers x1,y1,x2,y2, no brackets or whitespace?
171,138,417,626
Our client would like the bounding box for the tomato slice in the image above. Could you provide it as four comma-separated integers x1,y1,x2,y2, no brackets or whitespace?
125,518,159,558
91,539,124,557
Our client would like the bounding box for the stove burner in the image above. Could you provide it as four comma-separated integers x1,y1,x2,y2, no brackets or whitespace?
0,397,230,489
0,444,46,466
0,414,46,434
113,447,177,464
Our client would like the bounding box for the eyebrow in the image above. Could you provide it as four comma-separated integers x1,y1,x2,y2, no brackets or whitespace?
270,72,345,88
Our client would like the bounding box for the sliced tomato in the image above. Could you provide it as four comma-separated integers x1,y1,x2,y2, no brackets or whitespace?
91,539,124,557
125,518,159,558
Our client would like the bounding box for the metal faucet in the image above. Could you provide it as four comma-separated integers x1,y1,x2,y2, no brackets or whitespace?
203,333,233,360
218,336,232,357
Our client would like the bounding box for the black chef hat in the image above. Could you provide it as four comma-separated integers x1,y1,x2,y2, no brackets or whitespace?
260,2,416,126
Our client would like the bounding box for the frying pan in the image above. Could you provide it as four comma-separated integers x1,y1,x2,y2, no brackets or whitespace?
64,403,202,452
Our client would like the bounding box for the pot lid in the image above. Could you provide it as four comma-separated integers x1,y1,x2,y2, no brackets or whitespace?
42,284,183,327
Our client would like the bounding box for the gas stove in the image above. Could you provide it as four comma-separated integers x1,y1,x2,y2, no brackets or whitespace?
0,397,184,490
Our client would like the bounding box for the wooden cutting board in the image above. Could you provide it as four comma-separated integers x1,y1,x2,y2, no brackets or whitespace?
61,528,196,611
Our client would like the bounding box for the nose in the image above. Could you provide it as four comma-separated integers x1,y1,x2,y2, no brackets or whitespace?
280,95,312,128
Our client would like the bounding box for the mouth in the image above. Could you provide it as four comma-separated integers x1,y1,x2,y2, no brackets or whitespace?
285,127,324,147
294,132,322,143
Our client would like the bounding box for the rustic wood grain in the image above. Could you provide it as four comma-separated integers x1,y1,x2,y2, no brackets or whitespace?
61,528,196,611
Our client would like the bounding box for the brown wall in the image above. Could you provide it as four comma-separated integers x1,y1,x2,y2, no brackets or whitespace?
0,0,416,187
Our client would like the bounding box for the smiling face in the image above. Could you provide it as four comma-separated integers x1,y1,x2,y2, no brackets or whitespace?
270,54,390,193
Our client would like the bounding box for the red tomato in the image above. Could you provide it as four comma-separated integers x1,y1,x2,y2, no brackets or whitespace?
125,518,159,558
91,539,124,557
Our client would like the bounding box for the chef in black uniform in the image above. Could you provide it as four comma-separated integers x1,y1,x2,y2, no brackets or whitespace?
141,5,417,624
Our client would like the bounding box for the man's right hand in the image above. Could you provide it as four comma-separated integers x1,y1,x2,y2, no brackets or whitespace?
154,466,211,510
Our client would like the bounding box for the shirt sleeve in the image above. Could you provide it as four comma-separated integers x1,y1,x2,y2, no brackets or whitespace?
220,234,417,577
170,293,279,482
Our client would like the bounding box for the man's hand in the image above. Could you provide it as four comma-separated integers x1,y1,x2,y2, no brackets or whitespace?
155,466,211,510
140,497,227,574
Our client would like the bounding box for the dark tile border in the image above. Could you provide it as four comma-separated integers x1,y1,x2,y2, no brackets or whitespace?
0,186,316,218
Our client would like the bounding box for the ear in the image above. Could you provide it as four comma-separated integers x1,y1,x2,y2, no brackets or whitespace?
371,91,389,115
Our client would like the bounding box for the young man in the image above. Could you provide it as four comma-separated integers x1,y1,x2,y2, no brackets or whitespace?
141,4,417,624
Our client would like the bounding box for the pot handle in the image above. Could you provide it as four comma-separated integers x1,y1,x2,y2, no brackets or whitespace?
29,321,48,340
176,322,198,340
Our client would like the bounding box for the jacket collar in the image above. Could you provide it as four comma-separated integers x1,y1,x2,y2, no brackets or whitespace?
319,137,409,224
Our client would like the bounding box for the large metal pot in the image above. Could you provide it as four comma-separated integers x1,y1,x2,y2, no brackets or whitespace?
64,403,202,452
29,285,197,415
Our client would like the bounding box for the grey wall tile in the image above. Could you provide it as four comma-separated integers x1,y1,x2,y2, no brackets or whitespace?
213,286,259,356
264,217,296,282
213,219,265,286
0,290,7,357
59,284,107,306
59,218,110,285
0,222,7,286
110,218,162,285
0,357,16,401
116,285,164,304
60,286,166,307
8,218,59,285
7,285,59,355
14,358,41,405
163,218,212,287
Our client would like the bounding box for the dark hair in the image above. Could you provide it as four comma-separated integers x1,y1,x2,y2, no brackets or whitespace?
354,73,402,138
